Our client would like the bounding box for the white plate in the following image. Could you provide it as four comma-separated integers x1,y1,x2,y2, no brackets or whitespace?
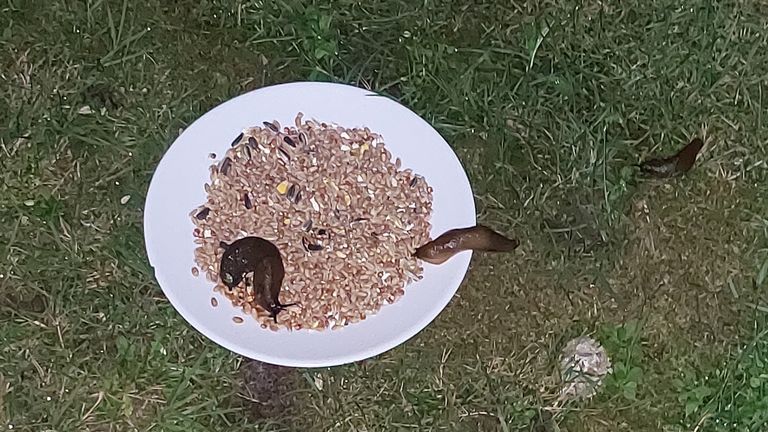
143,82,476,368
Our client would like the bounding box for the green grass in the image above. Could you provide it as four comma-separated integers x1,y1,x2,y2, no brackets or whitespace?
2,0,768,430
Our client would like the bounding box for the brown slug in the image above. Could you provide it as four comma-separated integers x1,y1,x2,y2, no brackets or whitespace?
638,137,704,178
414,225,520,265
219,237,295,322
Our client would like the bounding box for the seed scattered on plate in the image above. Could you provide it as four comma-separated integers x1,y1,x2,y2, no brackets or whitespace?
220,157,232,175
263,121,279,132
195,207,210,220
209,152,216,159
277,146,291,163
192,267,199,277
210,297,218,307
283,136,296,147
276,181,290,195
120,195,131,205
231,132,244,147
191,113,434,331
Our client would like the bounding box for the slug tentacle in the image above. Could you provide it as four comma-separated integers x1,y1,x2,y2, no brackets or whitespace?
414,224,519,265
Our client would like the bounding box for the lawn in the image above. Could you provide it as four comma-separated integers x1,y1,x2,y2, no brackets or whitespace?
2,0,768,431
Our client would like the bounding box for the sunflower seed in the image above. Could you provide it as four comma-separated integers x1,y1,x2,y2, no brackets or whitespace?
287,184,297,202
277,146,291,162
302,236,324,252
299,132,307,146
283,136,296,147
409,176,419,187
243,193,252,209
302,219,313,231
231,132,244,147
263,121,279,132
247,136,257,148
195,207,210,220
220,157,232,175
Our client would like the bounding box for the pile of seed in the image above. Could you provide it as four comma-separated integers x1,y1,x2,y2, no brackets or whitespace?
191,113,433,331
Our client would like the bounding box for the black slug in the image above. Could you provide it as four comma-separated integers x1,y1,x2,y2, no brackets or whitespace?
219,237,295,322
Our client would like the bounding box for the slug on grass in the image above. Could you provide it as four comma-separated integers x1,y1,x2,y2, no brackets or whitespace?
414,225,520,265
219,237,295,322
638,137,704,178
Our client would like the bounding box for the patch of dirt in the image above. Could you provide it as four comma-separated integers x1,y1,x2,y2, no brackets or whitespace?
540,193,608,257
530,409,557,432
238,359,302,422
81,82,125,110
606,177,754,351
0,292,47,315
